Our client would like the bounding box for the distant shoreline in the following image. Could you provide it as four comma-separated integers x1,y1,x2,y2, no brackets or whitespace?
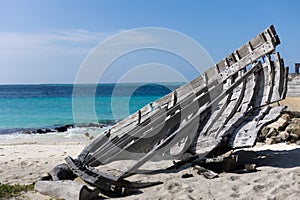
0,82,186,86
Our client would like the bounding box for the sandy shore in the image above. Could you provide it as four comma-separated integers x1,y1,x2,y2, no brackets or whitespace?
123,143,300,200
277,97,300,112
0,142,85,185
0,140,87,200
1,138,300,200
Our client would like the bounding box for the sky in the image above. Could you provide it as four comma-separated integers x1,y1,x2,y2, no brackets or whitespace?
0,0,300,84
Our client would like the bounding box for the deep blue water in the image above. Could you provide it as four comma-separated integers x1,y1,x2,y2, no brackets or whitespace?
0,83,182,134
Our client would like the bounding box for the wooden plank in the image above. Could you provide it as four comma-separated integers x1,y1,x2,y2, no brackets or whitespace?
231,106,284,148
281,63,289,99
215,72,257,140
205,67,219,85
220,43,275,80
152,93,173,108
252,63,271,106
237,44,250,58
265,56,275,104
230,106,270,148
226,53,237,66
216,60,226,73
207,76,246,139
270,53,283,102
200,88,232,136
250,34,266,49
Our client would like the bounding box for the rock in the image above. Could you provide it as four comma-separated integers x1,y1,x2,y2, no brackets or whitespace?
289,133,299,142
65,124,74,129
49,163,77,181
55,126,68,132
260,126,269,136
84,132,94,140
272,136,282,143
182,173,193,178
193,165,219,179
267,114,290,131
258,126,269,142
24,130,33,134
277,131,289,142
266,128,278,138
291,118,300,124
265,138,275,145
36,129,47,134
39,174,52,181
54,124,73,132
286,111,300,118
245,164,256,171
36,128,53,134
285,118,300,135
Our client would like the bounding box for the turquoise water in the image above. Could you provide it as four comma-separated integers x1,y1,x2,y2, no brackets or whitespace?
0,84,182,133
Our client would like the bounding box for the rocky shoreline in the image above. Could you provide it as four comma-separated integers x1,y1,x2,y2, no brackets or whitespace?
0,122,113,135
258,110,300,145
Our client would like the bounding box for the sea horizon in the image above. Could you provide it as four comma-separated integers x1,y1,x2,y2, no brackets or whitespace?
0,81,186,86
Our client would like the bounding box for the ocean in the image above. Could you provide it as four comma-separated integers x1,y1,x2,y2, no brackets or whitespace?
0,83,182,135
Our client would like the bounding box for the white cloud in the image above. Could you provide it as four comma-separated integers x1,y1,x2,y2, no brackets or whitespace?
0,29,116,83
0,29,165,58
0,28,214,84
0,29,167,84
0,29,113,56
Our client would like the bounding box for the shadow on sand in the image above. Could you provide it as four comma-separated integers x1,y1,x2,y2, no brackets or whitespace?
136,146,300,176
234,147,300,168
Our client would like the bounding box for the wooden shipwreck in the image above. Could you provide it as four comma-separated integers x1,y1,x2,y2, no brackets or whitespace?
64,25,288,194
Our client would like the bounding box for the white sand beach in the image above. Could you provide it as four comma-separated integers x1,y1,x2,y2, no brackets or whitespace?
1,138,300,200
1,97,299,200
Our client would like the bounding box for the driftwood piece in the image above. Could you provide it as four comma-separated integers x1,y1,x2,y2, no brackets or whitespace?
34,180,100,200
192,165,219,179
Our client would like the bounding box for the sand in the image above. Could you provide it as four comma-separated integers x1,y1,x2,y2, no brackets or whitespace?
274,96,300,112
0,140,86,200
2,97,300,200
1,139,300,200
0,142,85,185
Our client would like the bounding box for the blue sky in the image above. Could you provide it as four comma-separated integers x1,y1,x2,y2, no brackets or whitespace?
1,0,299,84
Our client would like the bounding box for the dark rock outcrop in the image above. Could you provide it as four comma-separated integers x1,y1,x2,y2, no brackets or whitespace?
55,125,70,132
